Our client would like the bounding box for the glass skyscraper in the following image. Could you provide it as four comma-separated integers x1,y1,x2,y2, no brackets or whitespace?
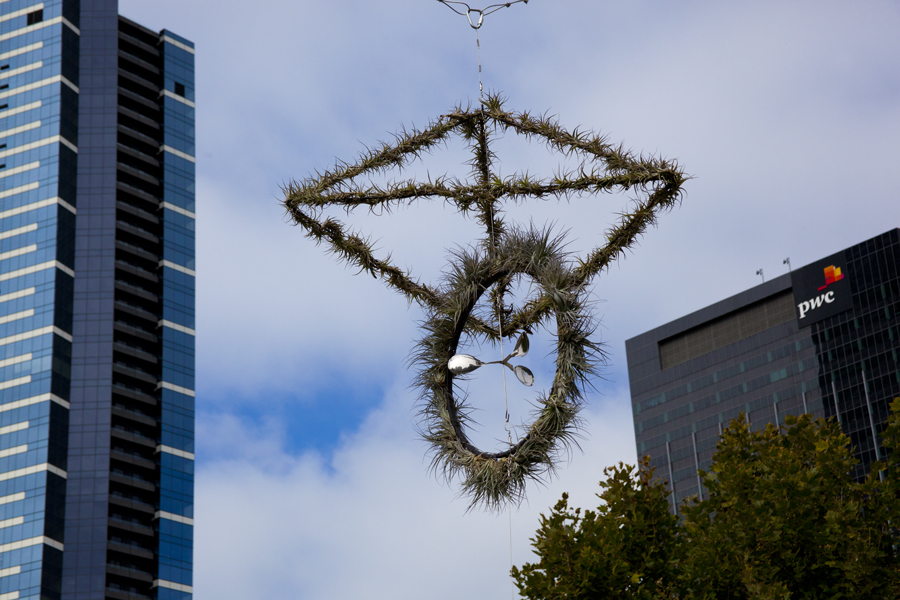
626,229,899,512
0,1,195,598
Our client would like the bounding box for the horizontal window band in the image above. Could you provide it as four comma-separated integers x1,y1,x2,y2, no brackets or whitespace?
0,135,77,159
0,100,41,121
156,444,194,461
0,324,72,346
0,161,38,179
0,197,76,220
153,580,193,593
0,15,79,44
0,444,27,459
0,565,20,578
0,75,79,100
0,119,39,140
0,421,27,436
0,352,30,369
0,260,74,284
0,376,28,391
0,244,36,261
0,516,22,529
159,260,195,277
0,393,69,412
0,308,33,325
0,3,44,25
160,35,194,54
160,89,194,108
158,319,195,336
0,534,63,554
0,287,34,304
160,144,195,163
0,462,66,483
0,223,37,240
0,181,38,200
157,381,195,398
0,492,24,506
0,41,42,63
160,201,194,219
0,60,41,82
155,510,194,526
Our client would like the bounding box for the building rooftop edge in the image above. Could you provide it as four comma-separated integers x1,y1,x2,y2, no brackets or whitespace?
625,227,900,350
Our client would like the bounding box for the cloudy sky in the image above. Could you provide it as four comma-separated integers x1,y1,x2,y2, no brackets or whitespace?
121,1,899,598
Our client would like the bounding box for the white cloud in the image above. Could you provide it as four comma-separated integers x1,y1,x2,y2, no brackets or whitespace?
195,379,637,600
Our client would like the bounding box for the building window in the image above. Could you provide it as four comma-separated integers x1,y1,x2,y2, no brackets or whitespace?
174,82,185,96
26,9,43,25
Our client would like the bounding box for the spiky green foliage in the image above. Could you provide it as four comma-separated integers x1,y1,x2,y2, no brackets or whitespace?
282,95,687,339
413,227,603,511
282,95,687,508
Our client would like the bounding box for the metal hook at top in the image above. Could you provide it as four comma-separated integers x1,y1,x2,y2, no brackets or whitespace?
467,9,484,29
437,0,530,30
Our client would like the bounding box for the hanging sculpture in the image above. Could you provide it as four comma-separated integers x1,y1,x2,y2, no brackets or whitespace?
282,95,686,510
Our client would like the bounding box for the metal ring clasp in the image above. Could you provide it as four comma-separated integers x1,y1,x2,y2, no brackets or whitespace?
467,9,484,29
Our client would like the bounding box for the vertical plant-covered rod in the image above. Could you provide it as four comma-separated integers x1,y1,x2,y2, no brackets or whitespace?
472,110,504,257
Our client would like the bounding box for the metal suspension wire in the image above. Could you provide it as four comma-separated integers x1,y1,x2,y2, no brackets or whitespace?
436,0,529,29
438,0,530,100
437,3,532,596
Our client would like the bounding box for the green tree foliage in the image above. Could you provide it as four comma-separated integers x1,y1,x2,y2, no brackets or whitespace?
511,461,679,600
513,403,900,599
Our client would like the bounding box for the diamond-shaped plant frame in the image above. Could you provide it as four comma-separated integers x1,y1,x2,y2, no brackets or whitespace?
282,94,687,509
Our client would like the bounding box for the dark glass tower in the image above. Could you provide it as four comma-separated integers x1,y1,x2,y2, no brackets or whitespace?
625,229,899,512
0,1,195,598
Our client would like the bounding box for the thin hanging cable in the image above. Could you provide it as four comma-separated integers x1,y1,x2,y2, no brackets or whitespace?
437,0,531,101
509,508,515,600
487,134,515,600
437,3,530,596
476,28,483,101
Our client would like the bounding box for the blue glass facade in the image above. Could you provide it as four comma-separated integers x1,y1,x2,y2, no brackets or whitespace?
155,29,194,600
0,0,79,597
0,1,194,598
626,229,900,512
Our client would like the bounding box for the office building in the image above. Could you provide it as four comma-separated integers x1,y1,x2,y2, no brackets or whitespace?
0,1,195,598
626,229,899,511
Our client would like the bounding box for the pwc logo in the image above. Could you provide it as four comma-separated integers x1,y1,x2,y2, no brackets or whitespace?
792,257,852,327
797,289,837,319
817,265,844,290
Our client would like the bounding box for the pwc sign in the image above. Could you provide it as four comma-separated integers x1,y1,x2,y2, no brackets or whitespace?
791,253,852,327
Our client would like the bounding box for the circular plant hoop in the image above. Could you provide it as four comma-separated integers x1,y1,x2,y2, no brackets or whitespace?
414,228,602,510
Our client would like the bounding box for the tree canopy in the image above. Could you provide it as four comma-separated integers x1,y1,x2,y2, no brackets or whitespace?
512,399,900,599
